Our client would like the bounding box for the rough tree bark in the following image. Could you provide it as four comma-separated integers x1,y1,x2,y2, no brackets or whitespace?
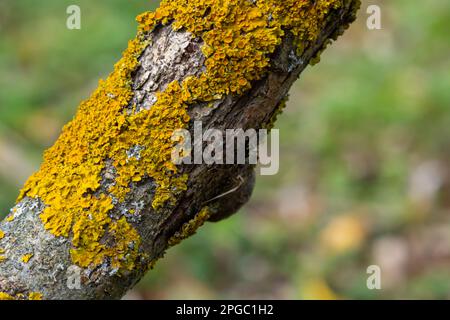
0,0,360,300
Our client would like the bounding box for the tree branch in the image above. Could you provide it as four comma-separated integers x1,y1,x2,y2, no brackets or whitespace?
0,0,360,300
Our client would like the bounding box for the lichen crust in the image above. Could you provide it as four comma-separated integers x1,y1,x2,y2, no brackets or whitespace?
16,0,357,271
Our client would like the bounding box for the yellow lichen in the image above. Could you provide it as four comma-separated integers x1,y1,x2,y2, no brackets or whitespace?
0,230,4,240
0,247,5,262
21,254,33,263
17,36,149,270
71,216,141,269
168,207,211,247
0,292,14,300
255,0,344,55
0,292,43,301
16,0,354,271
5,215,14,222
28,292,43,300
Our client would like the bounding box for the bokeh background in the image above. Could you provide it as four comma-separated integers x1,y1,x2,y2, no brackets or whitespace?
1,0,449,299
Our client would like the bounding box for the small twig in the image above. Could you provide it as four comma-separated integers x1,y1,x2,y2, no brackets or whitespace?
203,175,244,205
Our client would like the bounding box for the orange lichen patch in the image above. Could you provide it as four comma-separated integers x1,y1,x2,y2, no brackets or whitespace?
168,207,211,247
17,0,353,270
21,254,33,263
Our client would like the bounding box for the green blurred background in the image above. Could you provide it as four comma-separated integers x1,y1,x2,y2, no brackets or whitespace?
1,0,450,299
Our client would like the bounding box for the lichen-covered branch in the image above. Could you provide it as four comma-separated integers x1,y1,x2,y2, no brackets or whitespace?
0,0,360,300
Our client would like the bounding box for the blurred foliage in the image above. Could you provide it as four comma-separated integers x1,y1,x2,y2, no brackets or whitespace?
0,0,450,299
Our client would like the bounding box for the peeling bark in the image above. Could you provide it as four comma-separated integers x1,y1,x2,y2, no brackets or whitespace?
0,1,359,299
